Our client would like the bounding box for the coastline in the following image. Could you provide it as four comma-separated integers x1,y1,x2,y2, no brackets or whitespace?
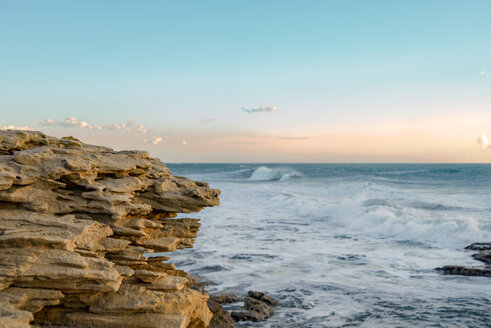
0,131,489,327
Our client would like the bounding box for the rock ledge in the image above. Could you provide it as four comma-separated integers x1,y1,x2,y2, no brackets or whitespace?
0,130,220,328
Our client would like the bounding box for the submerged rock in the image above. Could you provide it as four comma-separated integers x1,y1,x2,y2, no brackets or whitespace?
0,130,220,328
436,242,491,278
230,291,279,322
465,243,491,251
472,252,491,265
247,291,280,307
436,265,491,277
212,293,243,304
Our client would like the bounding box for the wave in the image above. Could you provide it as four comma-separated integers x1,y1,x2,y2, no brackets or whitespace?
380,169,429,176
221,168,254,178
259,180,490,247
363,199,467,211
248,166,303,182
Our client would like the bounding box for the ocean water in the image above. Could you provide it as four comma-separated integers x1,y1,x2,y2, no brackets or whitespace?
166,164,491,328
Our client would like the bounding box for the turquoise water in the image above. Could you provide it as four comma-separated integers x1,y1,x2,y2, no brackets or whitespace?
167,164,491,327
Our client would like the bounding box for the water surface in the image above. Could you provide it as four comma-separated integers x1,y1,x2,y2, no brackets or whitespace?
167,164,491,327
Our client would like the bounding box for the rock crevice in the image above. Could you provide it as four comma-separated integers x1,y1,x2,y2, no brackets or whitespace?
0,130,220,328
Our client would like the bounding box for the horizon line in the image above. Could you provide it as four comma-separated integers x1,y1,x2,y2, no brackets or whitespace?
164,162,491,165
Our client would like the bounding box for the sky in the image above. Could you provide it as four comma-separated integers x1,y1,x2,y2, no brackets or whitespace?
1,0,490,163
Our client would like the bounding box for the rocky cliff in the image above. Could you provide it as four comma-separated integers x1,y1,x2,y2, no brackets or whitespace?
0,130,220,328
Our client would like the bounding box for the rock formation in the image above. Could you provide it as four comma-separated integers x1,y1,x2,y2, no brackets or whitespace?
230,291,279,322
466,242,491,265
436,242,491,277
206,297,236,328
0,130,220,328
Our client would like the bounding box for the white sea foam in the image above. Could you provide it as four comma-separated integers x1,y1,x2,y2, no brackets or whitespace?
261,180,491,247
248,166,303,181
168,164,491,327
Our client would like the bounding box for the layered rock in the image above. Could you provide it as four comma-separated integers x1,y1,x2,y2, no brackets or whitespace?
0,130,220,328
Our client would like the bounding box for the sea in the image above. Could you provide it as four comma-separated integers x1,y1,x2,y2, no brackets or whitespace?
165,164,491,328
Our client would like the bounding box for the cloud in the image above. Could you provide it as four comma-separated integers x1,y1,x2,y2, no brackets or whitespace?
41,118,147,133
481,71,490,77
61,117,102,130
40,119,57,126
477,133,490,149
241,105,279,113
41,117,102,130
1,125,33,131
109,119,147,133
144,136,163,145
151,137,163,145
200,118,215,124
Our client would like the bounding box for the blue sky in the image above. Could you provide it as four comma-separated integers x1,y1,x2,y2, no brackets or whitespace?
1,0,490,162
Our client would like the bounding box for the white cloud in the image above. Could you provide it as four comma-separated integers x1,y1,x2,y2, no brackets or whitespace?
477,133,490,149
41,117,102,130
151,137,162,145
62,117,102,130
41,117,147,133
110,119,147,134
241,105,279,113
481,71,490,77
40,117,159,146
144,136,163,145
200,118,215,124
40,118,57,126
1,125,33,131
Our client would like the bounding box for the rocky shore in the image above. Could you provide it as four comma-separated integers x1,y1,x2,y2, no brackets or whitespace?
0,130,221,328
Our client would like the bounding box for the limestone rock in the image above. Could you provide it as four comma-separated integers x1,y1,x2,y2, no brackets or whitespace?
207,297,236,328
0,130,220,328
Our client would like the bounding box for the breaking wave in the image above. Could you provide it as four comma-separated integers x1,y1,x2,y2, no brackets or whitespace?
248,166,303,182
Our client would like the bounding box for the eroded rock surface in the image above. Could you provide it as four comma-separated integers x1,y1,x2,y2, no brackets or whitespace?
0,130,220,328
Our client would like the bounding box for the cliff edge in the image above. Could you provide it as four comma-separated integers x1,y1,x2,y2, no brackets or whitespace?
0,130,220,328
